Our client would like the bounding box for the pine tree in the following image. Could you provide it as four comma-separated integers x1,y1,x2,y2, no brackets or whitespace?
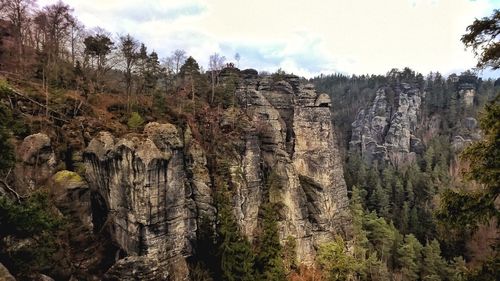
392,179,405,227
401,202,410,234
216,187,255,281
365,253,390,281
370,181,390,219
397,234,423,281
409,206,419,235
424,145,435,173
351,186,369,279
180,56,203,101
405,180,415,204
363,212,396,263
448,257,467,281
437,96,500,231
317,236,357,281
421,239,446,281
144,51,161,95
256,203,286,281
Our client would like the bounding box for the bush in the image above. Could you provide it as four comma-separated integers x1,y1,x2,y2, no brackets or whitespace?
0,192,64,276
127,111,144,130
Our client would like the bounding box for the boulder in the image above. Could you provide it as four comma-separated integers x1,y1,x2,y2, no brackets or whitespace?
14,133,56,192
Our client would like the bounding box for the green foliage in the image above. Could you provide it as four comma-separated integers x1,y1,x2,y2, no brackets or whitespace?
216,186,255,281
0,105,14,174
144,51,162,95
84,34,114,62
271,68,287,82
363,211,397,263
213,71,239,108
462,96,500,187
0,193,62,238
461,9,500,69
127,111,144,130
180,56,201,78
421,239,447,281
396,234,422,281
437,96,500,231
190,263,215,281
0,193,64,275
282,236,297,273
364,253,390,281
317,235,357,281
255,203,286,281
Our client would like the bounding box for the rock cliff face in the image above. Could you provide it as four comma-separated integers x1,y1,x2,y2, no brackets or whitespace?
83,74,350,278
233,76,350,263
350,82,483,167
349,83,423,166
84,123,199,280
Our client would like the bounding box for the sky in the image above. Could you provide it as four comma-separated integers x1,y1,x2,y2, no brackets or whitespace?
38,0,500,78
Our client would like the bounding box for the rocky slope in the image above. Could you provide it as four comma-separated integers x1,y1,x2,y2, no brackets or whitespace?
76,73,351,279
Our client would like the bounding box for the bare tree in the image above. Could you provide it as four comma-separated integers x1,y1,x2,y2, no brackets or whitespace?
43,1,75,59
68,19,84,66
0,0,36,72
119,34,139,112
208,52,226,104
161,56,175,95
31,1,76,115
171,49,186,74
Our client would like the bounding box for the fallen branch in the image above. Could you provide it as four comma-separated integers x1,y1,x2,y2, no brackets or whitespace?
4,85,69,123
0,179,22,203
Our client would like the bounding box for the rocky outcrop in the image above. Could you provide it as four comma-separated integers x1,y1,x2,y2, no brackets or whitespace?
459,84,475,107
350,84,423,166
14,133,56,193
451,116,482,151
84,124,195,280
52,170,93,229
234,75,351,264
83,74,351,277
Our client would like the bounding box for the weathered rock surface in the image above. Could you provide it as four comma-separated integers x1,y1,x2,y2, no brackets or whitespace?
234,75,351,264
84,124,196,280
51,170,93,229
350,84,423,166
14,133,56,193
83,75,351,277
459,85,475,107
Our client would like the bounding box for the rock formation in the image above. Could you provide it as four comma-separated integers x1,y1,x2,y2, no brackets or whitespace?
84,124,196,281
233,75,351,263
459,84,475,107
349,83,423,166
82,74,351,278
14,133,56,193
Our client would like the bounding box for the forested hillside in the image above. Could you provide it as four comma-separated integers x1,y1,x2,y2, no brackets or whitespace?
311,66,499,280
0,0,498,280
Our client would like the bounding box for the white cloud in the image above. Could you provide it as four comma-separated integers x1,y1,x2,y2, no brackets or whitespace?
38,0,499,78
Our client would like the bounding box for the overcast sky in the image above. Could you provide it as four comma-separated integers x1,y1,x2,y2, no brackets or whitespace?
38,0,499,78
